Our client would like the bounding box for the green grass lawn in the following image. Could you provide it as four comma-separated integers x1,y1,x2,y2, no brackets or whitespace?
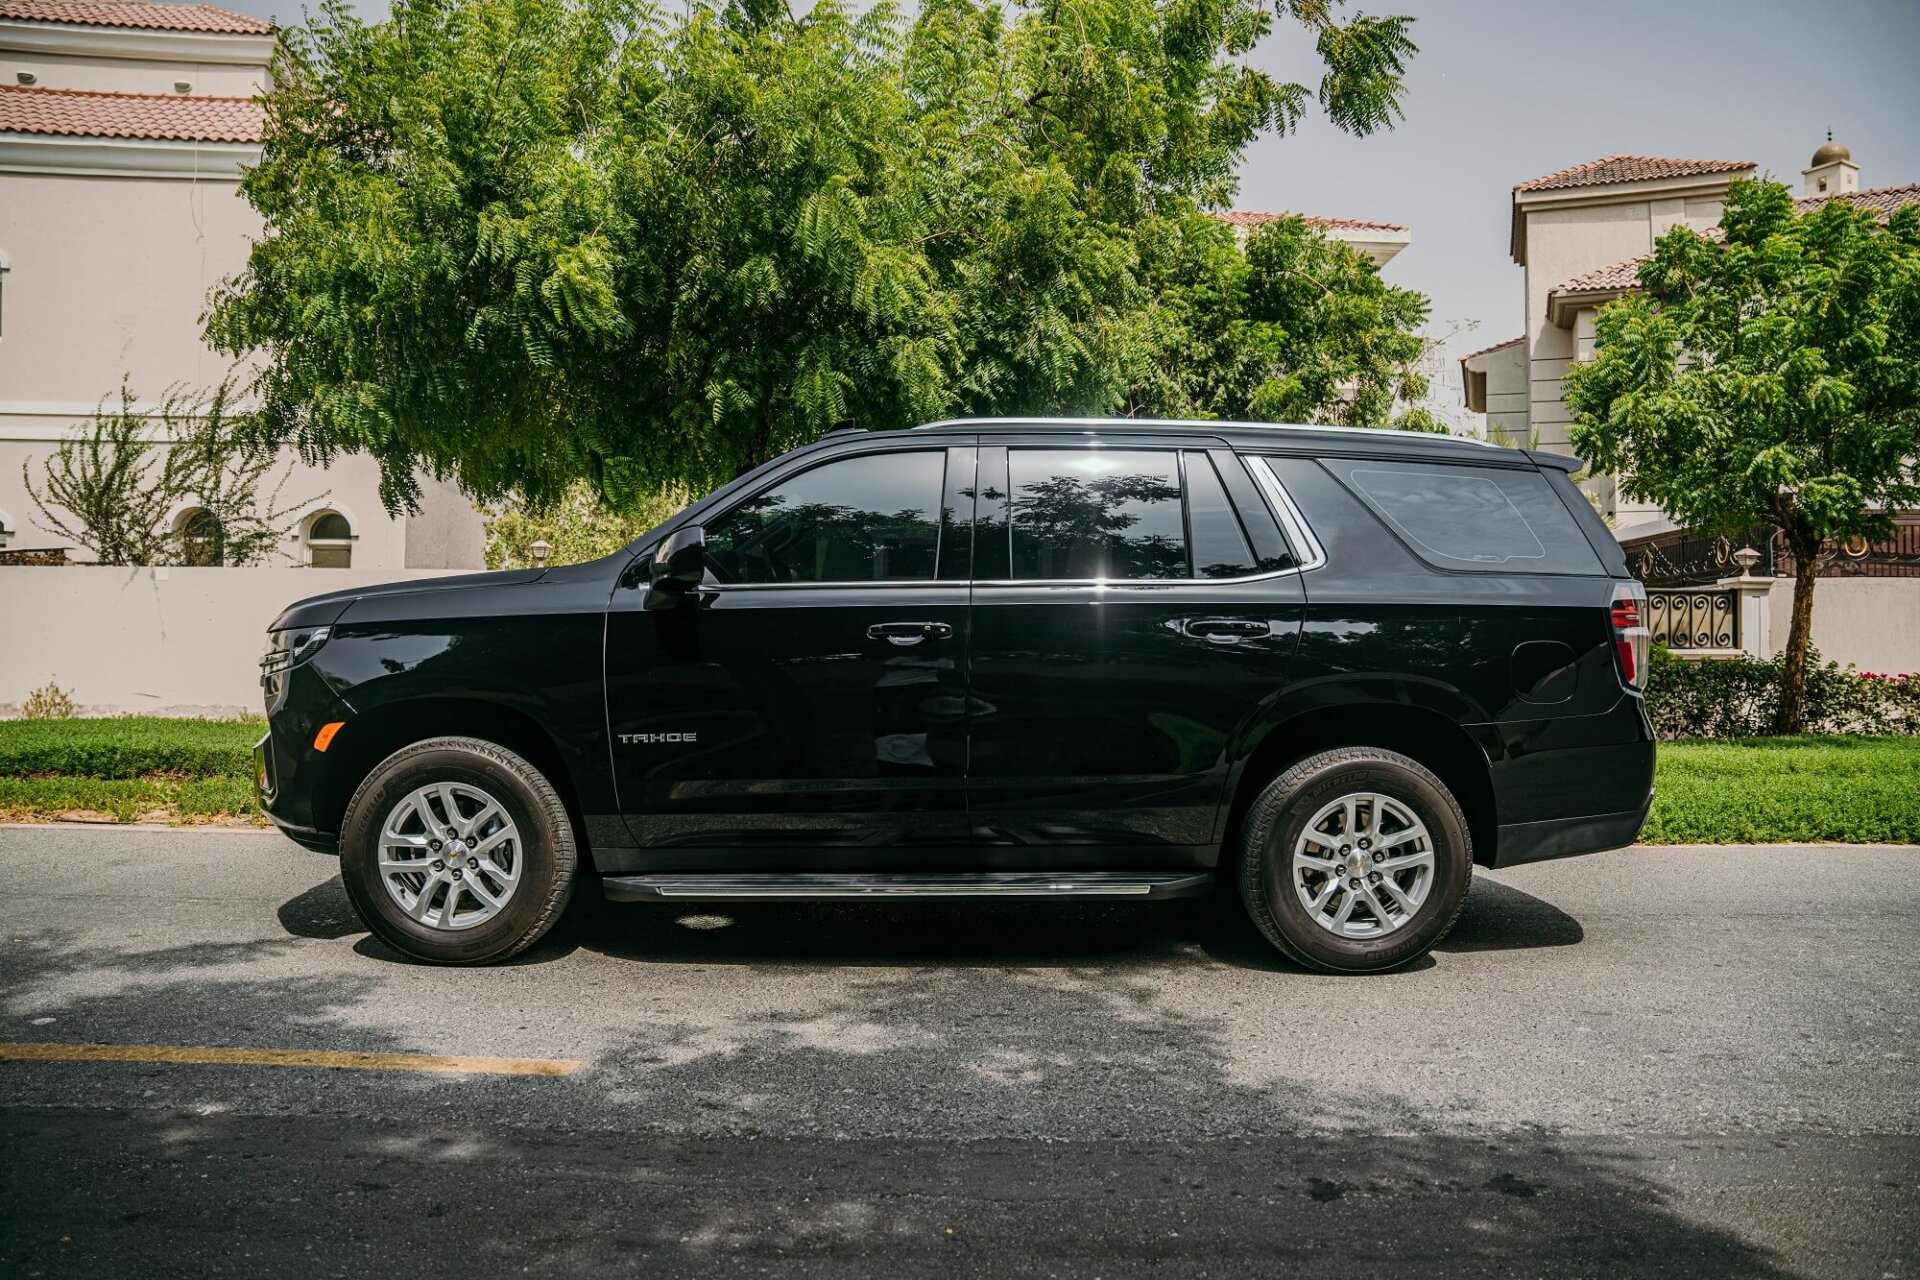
1642,736,1920,845
0,716,264,825
1,718,1916,843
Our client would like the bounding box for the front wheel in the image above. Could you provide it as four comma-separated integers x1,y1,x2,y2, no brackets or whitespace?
338,737,577,964
1237,747,1472,974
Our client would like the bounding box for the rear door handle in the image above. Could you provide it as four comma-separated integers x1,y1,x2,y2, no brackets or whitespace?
867,621,954,646
1181,617,1271,640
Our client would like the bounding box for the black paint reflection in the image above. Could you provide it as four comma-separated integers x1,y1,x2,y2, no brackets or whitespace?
1008,450,1186,580
705,451,945,584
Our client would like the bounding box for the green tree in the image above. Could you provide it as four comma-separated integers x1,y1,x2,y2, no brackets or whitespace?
1125,212,1436,427
483,479,691,568
1564,179,1920,732
208,0,1426,514
25,380,313,567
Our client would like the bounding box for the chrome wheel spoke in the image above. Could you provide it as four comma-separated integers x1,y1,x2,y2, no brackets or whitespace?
1363,883,1399,931
1299,829,1341,854
409,872,447,921
1377,875,1418,914
462,800,506,842
462,874,504,910
1375,848,1434,872
1308,878,1340,913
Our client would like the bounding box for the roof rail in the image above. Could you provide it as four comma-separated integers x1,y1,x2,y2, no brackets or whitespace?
911,416,1501,447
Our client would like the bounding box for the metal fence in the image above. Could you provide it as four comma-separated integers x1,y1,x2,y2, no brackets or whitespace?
1647,588,1740,651
1626,518,1920,588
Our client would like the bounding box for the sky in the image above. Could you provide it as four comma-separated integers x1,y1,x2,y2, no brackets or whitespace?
221,0,1920,428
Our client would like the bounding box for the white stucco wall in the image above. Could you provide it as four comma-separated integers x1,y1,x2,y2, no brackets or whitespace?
1463,341,1529,447
0,168,261,413
1763,577,1920,675
0,565,484,717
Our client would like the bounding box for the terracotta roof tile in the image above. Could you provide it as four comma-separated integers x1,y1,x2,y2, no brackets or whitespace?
1548,184,1920,299
1797,182,1920,216
1515,155,1754,193
0,83,262,142
1211,210,1409,233
0,0,271,33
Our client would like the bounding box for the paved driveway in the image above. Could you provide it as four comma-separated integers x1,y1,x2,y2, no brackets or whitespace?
1,827,1914,1277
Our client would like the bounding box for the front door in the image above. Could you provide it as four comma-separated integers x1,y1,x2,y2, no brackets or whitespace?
964,438,1306,867
605,443,976,866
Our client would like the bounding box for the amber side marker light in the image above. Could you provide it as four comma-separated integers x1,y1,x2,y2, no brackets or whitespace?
314,721,345,752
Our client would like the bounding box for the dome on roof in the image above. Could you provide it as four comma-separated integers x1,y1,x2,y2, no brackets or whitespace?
1811,137,1851,167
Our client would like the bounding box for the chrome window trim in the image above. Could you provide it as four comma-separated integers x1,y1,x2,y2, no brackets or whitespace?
697,449,1323,591
1246,456,1327,573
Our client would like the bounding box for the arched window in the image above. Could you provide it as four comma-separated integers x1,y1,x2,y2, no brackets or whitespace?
306,510,353,568
176,507,223,566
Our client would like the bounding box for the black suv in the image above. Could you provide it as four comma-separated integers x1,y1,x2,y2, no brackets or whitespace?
257,419,1654,972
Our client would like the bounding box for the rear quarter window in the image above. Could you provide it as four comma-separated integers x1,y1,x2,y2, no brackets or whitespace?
1323,459,1605,576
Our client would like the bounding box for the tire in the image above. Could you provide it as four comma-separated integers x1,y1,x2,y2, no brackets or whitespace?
338,736,577,965
1237,747,1472,974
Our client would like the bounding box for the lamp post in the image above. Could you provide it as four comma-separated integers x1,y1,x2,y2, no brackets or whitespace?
530,539,552,568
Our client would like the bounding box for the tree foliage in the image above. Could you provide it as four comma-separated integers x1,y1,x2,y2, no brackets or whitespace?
208,0,1428,513
1564,179,1920,731
483,477,691,568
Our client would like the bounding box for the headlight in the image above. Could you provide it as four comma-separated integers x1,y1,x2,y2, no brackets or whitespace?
260,625,332,678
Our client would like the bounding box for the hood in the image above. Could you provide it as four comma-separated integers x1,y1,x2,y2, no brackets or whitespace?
268,568,548,632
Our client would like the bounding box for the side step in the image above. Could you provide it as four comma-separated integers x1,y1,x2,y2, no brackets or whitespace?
601,871,1214,903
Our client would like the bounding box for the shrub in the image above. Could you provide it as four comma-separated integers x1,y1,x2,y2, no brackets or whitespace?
19,683,77,720
0,716,262,778
1643,647,1917,739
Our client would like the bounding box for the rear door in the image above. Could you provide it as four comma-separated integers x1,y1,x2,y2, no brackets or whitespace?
963,435,1306,867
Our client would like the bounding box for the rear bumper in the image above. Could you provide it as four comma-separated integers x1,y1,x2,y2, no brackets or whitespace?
1491,790,1653,869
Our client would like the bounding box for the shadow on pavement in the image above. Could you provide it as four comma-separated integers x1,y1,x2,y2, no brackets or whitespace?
0,879,1887,1277
532,871,1583,972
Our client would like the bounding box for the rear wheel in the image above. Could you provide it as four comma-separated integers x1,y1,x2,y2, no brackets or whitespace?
339,736,576,964
1238,747,1472,974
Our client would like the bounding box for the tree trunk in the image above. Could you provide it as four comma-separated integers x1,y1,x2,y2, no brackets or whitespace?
1773,539,1821,735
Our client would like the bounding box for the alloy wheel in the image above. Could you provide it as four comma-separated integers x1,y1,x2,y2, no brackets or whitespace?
377,782,523,931
1290,791,1435,939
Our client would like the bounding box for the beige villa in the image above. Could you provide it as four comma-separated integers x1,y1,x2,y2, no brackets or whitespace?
0,0,483,568
1460,144,1919,671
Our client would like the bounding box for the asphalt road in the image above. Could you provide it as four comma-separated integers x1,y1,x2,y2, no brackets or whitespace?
0,826,1914,1278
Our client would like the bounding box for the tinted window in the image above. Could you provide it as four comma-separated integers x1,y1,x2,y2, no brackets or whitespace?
1329,460,1604,575
706,451,945,584
1184,451,1257,578
1008,449,1186,580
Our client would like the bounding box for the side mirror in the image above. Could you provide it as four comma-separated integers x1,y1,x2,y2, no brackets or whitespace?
645,525,706,608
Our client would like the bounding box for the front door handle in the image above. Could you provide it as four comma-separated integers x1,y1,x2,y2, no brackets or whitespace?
1181,617,1271,640
867,621,954,646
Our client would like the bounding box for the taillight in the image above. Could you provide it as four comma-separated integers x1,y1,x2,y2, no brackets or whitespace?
1610,584,1649,690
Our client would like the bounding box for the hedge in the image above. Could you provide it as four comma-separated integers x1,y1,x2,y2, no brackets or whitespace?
1643,647,1917,739
0,716,263,780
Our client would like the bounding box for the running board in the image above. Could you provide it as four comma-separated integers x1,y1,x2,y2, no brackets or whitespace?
600,871,1214,902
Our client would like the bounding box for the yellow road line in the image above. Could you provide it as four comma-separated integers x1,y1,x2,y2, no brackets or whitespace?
0,1041,579,1077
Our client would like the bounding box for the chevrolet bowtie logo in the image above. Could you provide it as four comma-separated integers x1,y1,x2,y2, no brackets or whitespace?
620,732,698,744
